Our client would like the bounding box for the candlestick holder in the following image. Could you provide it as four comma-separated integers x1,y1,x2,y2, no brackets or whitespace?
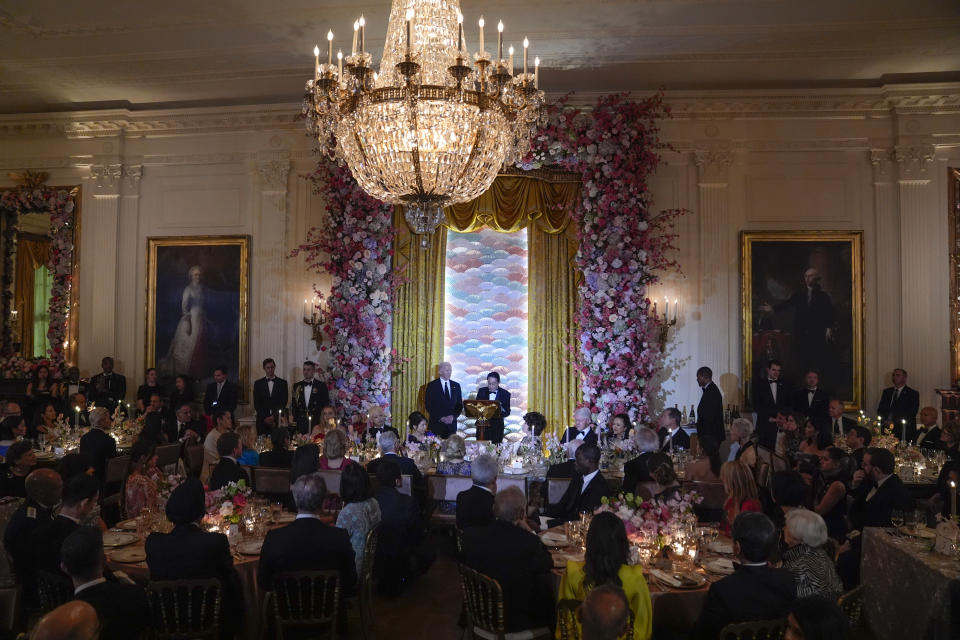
657,315,678,350
303,298,329,350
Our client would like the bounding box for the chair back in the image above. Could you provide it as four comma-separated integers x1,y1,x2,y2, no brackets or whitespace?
718,618,785,640
184,444,204,478
754,461,771,489
556,599,581,640
35,571,72,615
756,446,773,468
155,444,181,470
253,467,291,496
104,455,130,485
428,475,473,502
457,563,504,638
360,525,380,586
838,583,865,629
399,474,412,496
687,481,726,510
495,476,524,494
548,477,572,504
270,570,341,640
146,578,221,640
770,451,789,472
316,469,342,495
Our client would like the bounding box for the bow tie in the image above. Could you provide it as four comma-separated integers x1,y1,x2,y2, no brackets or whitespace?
304,380,313,385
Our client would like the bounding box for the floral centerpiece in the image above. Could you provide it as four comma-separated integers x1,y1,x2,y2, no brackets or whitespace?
866,417,901,452
543,434,569,465
203,480,252,528
597,490,702,548
465,440,500,461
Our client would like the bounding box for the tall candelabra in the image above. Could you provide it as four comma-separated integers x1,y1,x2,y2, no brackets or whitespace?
303,297,329,350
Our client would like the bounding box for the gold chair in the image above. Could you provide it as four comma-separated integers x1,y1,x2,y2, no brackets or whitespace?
35,571,72,616
718,618,786,640
457,563,552,640
146,578,221,640
356,526,380,640
556,599,582,640
838,583,865,631
269,569,341,640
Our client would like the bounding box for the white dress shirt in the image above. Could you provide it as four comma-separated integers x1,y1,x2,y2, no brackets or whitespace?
581,469,599,494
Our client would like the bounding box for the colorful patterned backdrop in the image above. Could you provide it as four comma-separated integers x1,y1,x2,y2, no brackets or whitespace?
444,228,528,432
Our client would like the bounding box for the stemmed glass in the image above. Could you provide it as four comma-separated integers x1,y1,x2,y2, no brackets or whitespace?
890,509,905,535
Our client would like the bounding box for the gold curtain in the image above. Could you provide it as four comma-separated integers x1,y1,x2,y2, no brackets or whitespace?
13,235,49,357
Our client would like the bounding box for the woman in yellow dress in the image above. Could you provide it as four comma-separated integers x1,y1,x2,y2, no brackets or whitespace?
557,511,653,640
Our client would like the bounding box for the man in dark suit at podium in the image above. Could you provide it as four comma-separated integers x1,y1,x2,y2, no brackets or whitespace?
476,372,511,444
695,367,725,444
203,365,239,416
424,362,462,439
252,358,288,435
90,357,126,412
291,361,329,435
877,368,920,443
752,359,791,449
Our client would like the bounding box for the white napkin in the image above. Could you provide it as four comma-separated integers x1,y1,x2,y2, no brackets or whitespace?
650,569,684,588
538,516,550,531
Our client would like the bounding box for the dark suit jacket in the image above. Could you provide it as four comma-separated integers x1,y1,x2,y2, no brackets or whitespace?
253,376,288,433
560,426,598,446
291,379,330,434
622,452,655,495
877,386,921,441
258,517,356,593
35,514,80,573
174,419,204,442
374,486,422,557
366,453,422,481
75,579,151,640
461,521,555,632
791,387,830,430
696,382,725,444
658,426,691,451
90,372,126,410
2,499,54,606
917,425,943,450
364,426,401,444
203,380,239,415
850,474,913,530
208,458,250,491
694,564,796,640
752,376,791,448
543,471,611,524
827,416,857,438
475,387,511,444
259,449,294,468
546,460,576,479
424,378,463,439
455,485,495,530
78,427,118,481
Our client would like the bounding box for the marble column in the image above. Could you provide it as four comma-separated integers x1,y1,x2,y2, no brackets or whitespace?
84,162,123,367
254,159,291,370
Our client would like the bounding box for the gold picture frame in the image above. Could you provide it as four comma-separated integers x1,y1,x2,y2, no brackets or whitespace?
146,236,249,401
741,231,864,410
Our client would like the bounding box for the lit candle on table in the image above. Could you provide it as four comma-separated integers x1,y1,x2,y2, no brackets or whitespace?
901,419,906,443
74,406,79,430
951,480,957,518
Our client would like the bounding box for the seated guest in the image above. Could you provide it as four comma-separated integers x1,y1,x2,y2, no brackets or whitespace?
768,470,809,530
915,406,943,450
637,453,681,501
685,435,722,484
406,411,430,444
79,407,117,482
364,405,400,443
782,509,843,599
558,511,652,640
137,412,169,448
208,431,250,491
462,486,555,634
543,443,610,525
259,472,357,592
37,474,101,572
167,375,196,422
4,469,62,606
0,414,27,441
259,428,294,468
60,527,151,640
719,460,761,536
849,447,911,531
694,512,796,639
786,596,849,640
367,431,424,480
579,585,631,640
235,424,259,466
290,443,320,484
172,401,202,444
562,407,599,445
30,601,100,640
336,463,381,575
145,479,242,636
319,428,354,470
845,426,871,472
201,409,233,483
435,434,472,476
31,400,59,439
826,399,856,439
455,453,497,530
374,460,425,596
0,440,37,497
814,448,851,543
608,413,633,441
798,420,832,457
656,407,691,451
777,412,804,462
546,440,582,479
520,411,547,450
621,428,659,495
122,439,160,518
135,367,166,414
320,405,338,433
721,418,757,469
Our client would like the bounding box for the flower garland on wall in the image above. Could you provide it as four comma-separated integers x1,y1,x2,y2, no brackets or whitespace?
0,186,76,376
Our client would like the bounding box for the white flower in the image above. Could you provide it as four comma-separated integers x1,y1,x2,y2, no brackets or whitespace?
219,502,234,517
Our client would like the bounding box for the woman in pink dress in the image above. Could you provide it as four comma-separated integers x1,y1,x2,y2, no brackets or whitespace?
123,439,161,519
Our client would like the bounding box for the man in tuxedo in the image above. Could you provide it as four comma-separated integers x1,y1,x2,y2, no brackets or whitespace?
791,369,830,432
562,407,599,445
845,426,872,473
849,447,912,531
826,398,856,439
456,453,497,530
89,356,126,412
877,368,921,442
693,512,796,639
695,366,725,445
173,401,202,444
622,428,660,496
258,472,356,593
476,371,511,444
374,459,428,595
543,443,610,525
253,358,288,435
915,406,943,450
203,365,239,416
259,428,294,468
208,432,250,491
365,405,400,442
3,469,62,607
656,407,691,451
78,407,117,482
366,431,425,504
291,361,329,434
60,527,151,640
36,474,100,573
752,359,791,449
424,362,463,438
461,486,555,633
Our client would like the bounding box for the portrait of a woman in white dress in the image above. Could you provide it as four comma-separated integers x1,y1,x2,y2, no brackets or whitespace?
159,264,207,378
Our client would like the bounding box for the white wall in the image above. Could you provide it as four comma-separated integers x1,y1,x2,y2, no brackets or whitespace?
0,84,958,417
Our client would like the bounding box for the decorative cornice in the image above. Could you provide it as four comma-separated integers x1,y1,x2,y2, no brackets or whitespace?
894,143,936,181
693,150,732,185
88,163,122,191
869,148,895,182
257,160,290,192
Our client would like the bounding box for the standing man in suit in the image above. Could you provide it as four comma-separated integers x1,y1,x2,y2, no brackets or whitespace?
561,407,599,445
791,369,830,433
424,362,463,439
696,367,725,445
752,359,791,449
826,399,856,439
543,443,610,525
203,365,239,416
291,361,329,435
78,407,117,482
90,357,126,412
877,368,921,442
915,406,943,450
253,358,288,435
476,371,511,444
456,454,497,530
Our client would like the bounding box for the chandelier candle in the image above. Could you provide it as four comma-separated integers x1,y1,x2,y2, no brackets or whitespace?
337,49,343,78
508,45,514,75
359,15,365,54
352,20,358,56
497,20,503,61
478,16,485,53
327,30,333,65
313,45,319,82
534,56,540,88
523,37,528,76
406,8,414,54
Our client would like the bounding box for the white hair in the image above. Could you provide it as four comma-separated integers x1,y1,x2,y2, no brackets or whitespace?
634,427,660,453
472,454,498,485
731,418,754,439
574,407,592,421
785,508,828,548
89,407,110,429
378,431,399,453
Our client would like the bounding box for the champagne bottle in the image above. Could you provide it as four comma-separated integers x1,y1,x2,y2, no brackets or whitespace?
681,405,688,424
689,404,696,423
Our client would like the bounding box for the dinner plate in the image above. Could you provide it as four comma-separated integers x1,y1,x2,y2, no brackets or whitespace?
274,512,296,523
540,531,570,547
703,558,735,576
111,547,146,563
650,569,707,590
552,551,584,568
237,540,264,556
707,540,733,555
34,451,57,460
116,519,138,531
501,466,529,475
900,525,936,539
102,531,138,548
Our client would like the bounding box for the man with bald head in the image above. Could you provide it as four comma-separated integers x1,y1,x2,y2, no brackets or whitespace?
580,585,631,640
4,468,63,607
915,406,942,450
29,601,99,640
424,361,462,438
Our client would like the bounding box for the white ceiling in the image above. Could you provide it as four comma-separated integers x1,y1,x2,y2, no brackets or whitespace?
1,0,959,114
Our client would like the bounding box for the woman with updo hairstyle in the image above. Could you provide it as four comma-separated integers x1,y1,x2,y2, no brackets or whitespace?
319,428,353,471
406,411,430,444
522,412,547,438
436,434,471,476
608,413,633,440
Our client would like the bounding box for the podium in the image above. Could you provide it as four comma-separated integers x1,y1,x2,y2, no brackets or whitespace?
464,400,500,441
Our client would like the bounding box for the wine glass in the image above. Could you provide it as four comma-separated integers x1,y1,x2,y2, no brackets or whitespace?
890,509,904,533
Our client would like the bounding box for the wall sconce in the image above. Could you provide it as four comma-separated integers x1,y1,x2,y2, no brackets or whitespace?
303,296,329,350
651,297,679,350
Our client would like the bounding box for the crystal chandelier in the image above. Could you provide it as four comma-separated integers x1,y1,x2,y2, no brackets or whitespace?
303,0,545,245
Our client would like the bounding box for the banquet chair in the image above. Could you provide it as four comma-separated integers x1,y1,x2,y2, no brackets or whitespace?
837,583,866,633
146,578,221,640
184,444,204,478
770,451,789,473
252,467,291,498
717,618,785,640
155,443,181,470
547,478,571,505
317,469,342,495
354,525,381,640
267,569,341,640
101,455,131,518
457,564,551,640
35,571,72,615
556,598,634,640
